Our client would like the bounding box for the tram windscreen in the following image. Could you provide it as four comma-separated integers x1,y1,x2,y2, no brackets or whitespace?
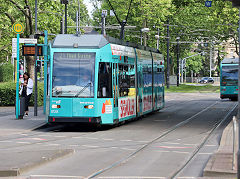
52,52,95,97
221,65,238,86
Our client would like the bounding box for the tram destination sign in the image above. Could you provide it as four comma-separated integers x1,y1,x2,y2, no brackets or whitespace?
22,45,43,56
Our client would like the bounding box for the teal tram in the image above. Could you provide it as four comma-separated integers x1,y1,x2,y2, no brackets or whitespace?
220,57,238,100
46,34,165,125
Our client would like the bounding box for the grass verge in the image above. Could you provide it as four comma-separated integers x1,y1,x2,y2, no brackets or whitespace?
165,84,220,93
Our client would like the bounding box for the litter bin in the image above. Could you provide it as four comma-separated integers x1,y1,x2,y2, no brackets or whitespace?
19,97,25,119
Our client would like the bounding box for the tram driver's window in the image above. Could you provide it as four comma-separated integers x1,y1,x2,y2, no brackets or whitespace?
98,62,112,98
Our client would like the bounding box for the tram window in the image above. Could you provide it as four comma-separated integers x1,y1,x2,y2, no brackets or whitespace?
130,65,135,88
119,64,130,97
98,62,112,98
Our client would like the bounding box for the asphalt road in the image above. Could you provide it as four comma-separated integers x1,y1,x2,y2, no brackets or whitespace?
0,93,237,179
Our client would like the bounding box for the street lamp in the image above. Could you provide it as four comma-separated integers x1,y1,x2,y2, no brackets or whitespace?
140,28,150,46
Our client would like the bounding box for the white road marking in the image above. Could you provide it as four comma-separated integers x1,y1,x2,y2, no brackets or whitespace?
121,148,135,151
82,145,99,148
120,140,132,142
85,137,98,140
172,151,189,154
47,144,60,146
198,153,213,155
163,142,180,145
205,144,216,147
155,151,170,153
136,141,149,143
178,177,196,179
20,134,28,136
17,142,31,144
69,145,79,147
103,138,114,141
183,143,197,146
98,177,166,179
0,141,12,143
30,175,84,178
72,136,83,139
111,147,118,149
54,136,66,138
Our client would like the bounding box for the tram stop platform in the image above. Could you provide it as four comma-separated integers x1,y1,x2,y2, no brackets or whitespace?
0,107,46,137
203,120,238,178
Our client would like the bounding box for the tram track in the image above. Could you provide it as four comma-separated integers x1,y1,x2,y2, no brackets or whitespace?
0,97,217,150
169,103,237,179
86,101,227,179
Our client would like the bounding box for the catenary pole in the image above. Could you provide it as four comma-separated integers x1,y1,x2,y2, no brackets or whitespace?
166,19,170,88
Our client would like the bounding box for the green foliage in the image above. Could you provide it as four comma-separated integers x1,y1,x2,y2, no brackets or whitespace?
0,82,16,106
0,82,44,106
0,63,13,82
92,0,239,75
165,84,220,93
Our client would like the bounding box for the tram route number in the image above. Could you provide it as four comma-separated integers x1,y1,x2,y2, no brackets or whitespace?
119,98,136,119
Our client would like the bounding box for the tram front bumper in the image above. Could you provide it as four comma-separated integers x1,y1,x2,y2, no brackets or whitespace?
48,116,102,123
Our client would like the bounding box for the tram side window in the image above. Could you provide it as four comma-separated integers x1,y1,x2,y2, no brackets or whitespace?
119,64,130,97
98,62,112,98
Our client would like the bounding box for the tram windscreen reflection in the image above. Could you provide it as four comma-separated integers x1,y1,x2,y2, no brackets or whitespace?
52,52,95,97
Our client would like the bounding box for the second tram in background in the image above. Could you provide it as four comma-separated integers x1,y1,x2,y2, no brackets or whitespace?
46,34,165,125
220,57,238,100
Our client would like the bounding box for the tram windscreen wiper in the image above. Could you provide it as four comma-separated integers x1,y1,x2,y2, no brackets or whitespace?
75,82,92,97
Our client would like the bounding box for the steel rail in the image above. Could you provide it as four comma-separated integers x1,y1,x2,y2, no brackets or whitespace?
86,101,220,179
169,103,238,179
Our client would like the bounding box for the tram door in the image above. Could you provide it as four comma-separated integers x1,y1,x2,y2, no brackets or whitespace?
113,63,118,120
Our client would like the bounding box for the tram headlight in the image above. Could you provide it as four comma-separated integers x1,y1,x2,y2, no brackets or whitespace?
52,104,61,108
84,105,94,109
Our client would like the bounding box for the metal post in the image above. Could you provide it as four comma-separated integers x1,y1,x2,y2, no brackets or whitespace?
177,37,180,86
237,8,240,179
101,14,106,36
233,116,237,170
157,28,159,50
140,30,143,45
15,34,20,119
35,0,37,32
65,3,67,34
210,42,212,77
120,20,126,41
181,60,184,84
76,11,79,34
43,30,48,114
34,0,38,116
166,20,170,88
34,44,38,116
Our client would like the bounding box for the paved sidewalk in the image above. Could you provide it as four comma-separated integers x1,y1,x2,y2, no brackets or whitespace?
203,119,238,178
0,107,46,137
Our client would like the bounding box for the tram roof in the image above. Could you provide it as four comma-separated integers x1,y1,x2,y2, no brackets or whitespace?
222,57,239,64
52,34,160,53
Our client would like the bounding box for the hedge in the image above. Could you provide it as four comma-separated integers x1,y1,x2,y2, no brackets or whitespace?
0,63,14,82
0,82,44,106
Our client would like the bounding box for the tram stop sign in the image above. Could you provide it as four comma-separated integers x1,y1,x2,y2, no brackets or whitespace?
12,22,24,34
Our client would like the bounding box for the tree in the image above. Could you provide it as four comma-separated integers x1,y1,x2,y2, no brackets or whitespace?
0,0,89,80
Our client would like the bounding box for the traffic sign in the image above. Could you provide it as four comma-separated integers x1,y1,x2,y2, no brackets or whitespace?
205,1,212,7
102,10,108,16
12,22,24,34
12,38,37,44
